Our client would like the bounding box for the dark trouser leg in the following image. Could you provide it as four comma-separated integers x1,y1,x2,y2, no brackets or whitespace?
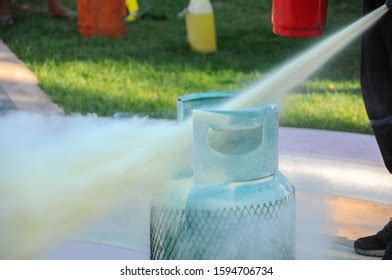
0,0,12,17
361,0,392,173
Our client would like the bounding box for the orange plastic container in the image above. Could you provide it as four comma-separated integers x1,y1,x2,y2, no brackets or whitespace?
78,0,127,37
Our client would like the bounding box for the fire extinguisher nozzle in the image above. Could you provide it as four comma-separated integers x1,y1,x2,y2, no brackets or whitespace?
386,0,392,10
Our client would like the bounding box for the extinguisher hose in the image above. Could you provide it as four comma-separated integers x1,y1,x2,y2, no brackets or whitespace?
386,0,392,10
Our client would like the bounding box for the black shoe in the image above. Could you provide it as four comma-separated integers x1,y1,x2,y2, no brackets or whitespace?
383,243,392,260
354,219,392,257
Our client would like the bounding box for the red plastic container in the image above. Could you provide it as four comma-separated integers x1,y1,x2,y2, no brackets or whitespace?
272,0,329,38
78,0,127,38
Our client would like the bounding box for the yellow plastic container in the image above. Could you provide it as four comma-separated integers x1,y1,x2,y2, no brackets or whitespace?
185,0,217,54
125,0,139,22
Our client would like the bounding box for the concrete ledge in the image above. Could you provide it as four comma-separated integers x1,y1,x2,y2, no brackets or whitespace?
0,40,63,114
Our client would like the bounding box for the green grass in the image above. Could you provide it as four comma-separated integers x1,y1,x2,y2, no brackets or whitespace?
0,0,372,133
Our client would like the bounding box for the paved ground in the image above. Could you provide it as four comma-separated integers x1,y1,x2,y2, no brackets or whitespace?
1,40,390,260
42,193,391,260
0,40,63,114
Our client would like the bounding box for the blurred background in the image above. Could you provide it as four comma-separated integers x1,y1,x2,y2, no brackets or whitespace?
0,0,369,133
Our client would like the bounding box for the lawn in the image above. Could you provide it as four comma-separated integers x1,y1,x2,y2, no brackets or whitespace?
0,0,372,133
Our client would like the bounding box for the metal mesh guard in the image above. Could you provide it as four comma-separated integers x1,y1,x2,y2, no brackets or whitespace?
150,193,295,260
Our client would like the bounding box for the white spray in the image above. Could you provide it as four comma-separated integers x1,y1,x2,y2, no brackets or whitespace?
0,5,388,258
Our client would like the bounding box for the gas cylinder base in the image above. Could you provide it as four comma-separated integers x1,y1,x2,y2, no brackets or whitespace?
150,193,296,260
273,26,324,38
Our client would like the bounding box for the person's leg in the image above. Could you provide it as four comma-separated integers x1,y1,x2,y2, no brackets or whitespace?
355,219,392,257
355,0,392,258
361,0,392,173
48,0,67,17
0,0,13,24
48,0,76,19
383,242,392,260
